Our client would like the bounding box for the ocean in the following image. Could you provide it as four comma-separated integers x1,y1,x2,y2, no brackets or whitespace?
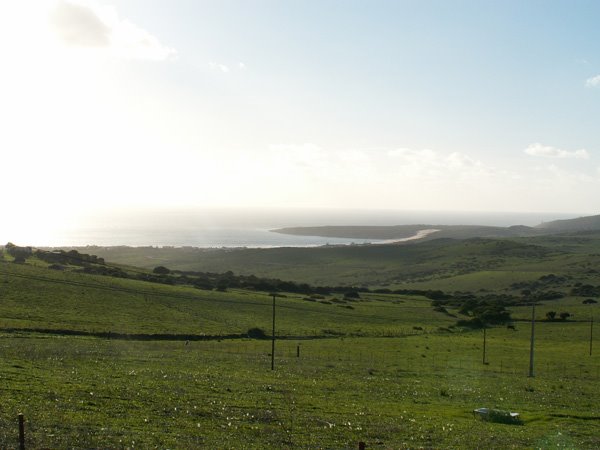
5,208,582,248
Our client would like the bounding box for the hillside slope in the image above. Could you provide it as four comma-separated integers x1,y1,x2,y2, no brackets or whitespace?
536,213,600,232
272,224,543,240
65,237,562,288
0,257,453,337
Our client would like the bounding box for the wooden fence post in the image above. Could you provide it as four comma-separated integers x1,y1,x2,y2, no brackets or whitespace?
18,413,25,450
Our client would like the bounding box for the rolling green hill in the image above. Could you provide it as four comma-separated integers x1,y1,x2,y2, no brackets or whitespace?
273,213,600,241
2,241,600,448
0,256,451,337
60,235,598,293
536,213,600,232
2,242,600,448
273,223,544,240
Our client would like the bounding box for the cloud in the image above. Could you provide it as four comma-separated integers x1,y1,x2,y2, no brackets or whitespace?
387,148,491,180
387,148,437,161
209,61,230,73
446,152,481,169
209,61,248,73
524,143,589,159
51,0,110,47
50,0,176,60
585,74,600,87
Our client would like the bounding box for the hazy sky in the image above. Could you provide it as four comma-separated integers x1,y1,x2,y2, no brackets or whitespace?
2,0,600,224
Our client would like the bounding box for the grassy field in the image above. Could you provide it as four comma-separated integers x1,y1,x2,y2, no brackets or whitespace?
0,261,451,337
1,329,599,448
1,245,600,448
66,233,600,292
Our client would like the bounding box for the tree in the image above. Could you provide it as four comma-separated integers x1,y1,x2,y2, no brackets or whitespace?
546,311,557,321
216,279,228,291
247,327,267,339
153,266,170,275
6,243,32,261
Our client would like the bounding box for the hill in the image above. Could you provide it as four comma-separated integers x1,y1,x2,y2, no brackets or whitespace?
272,224,543,240
536,213,600,232
58,236,580,290
0,250,455,337
274,213,600,241
2,241,600,448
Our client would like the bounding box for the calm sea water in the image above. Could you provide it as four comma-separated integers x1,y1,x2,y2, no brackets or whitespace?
8,208,581,248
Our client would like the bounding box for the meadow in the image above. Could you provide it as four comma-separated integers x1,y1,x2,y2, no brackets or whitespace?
1,241,600,448
72,232,600,291
1,328,599,448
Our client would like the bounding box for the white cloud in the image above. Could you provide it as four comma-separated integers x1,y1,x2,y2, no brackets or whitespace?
50,0,176,60
209,61,248,73
51,0,110,47
446,152,481,169
388,148,437,161
585,74,600,87
387,148,491,180
209,61,230,73
524,143,589,159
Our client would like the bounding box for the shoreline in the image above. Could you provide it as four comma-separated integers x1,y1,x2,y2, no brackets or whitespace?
46,228,441,250
370,228,440,244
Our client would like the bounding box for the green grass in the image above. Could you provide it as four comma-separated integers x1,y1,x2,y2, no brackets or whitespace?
1,331,599,448
0,261,454,337
1,244,600,448
64,235,599,292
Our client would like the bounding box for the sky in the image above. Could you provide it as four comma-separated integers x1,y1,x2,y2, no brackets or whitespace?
2,0,600,233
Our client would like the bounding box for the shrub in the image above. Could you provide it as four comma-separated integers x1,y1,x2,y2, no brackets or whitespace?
153,266,170,275
6,243,32,262
247,327,267,339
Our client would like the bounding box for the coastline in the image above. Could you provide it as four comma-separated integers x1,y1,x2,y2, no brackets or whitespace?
370,228,440,244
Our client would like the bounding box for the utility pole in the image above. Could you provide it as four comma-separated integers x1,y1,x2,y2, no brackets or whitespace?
271,293,276,371
590,314,594,357
528,300,536,377
482,326,487,364
1,249,8,288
